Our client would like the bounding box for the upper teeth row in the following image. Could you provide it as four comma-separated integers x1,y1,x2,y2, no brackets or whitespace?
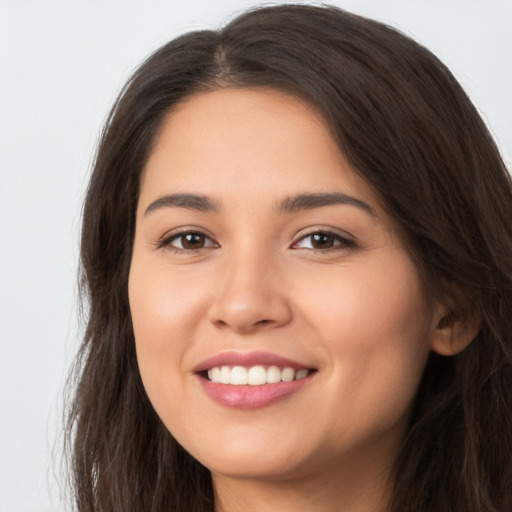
207,365,310,386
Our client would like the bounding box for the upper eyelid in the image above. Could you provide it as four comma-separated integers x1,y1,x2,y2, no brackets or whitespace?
290,229,357,252
292,226,355,242
160,226,216,242
157,229,219,252
157,226,356,248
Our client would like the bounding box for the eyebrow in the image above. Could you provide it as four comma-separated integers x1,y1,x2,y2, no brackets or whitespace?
144,194,219,215
144,192,375,217
277,193,376,216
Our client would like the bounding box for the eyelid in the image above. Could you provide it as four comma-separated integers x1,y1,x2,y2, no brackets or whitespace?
157,226,219,251
290,227,357,250
155,225,356,253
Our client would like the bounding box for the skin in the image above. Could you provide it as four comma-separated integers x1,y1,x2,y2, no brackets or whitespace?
128,88,454,512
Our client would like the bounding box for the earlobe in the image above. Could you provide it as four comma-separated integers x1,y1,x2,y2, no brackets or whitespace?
430,305,481,356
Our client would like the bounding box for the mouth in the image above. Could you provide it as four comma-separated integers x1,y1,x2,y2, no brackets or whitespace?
201,365,314,385
194,351,317,409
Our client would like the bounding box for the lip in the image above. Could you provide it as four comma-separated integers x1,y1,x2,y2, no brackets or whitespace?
194,351,316,409
193,350,312,373
198,377,314,409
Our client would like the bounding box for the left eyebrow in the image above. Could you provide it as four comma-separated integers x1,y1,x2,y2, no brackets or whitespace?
276,193,376,216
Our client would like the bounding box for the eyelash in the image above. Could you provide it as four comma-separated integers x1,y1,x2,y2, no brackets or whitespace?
158,229,356,254
158,230,218,252
292,230,356,252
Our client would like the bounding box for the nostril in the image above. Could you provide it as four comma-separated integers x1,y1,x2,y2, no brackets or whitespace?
214,318,272,330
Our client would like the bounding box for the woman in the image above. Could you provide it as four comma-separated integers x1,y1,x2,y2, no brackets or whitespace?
67,4,512,511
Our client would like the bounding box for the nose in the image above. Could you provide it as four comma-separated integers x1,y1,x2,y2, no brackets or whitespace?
207,251,292,334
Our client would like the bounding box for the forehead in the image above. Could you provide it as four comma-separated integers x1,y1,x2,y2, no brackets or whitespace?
140,88,380,213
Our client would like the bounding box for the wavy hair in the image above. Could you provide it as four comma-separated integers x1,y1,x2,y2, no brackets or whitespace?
67,4,512,511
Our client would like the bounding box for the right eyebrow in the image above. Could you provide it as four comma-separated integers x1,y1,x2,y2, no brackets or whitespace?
144,194,219,215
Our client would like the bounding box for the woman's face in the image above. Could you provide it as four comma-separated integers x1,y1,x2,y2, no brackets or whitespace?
129,88,443,482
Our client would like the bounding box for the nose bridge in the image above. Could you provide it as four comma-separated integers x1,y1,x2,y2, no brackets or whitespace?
208,241,291,332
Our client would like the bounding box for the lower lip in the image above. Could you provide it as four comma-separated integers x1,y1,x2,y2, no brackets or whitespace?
198,374,314,409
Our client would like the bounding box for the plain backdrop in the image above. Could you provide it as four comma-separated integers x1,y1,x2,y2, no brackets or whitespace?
0,1,510,511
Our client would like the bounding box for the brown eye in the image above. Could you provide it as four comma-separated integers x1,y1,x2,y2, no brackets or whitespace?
162,231,217,251
310,233,335,249
180,233,206,249
293,231,355,251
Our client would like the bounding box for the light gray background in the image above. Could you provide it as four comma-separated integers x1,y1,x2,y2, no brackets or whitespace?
0,1,510,511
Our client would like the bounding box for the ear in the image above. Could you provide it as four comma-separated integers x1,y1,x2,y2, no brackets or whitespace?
430,300,481,356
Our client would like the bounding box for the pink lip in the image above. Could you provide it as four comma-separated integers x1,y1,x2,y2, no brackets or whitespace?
193,350,311,373
194,351,316,409
198,377,314,409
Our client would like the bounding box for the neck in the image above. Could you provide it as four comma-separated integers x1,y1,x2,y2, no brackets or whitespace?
212,453,393,512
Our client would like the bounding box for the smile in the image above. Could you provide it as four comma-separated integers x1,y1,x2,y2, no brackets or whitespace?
206,365,311,385
194,351,317,409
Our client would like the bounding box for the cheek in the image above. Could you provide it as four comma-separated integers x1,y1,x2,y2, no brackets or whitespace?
128,261,207,414
299,246,432,347
129,252,212,339
294,252,433,424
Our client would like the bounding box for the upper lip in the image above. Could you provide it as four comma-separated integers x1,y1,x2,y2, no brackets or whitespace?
193,351,314,373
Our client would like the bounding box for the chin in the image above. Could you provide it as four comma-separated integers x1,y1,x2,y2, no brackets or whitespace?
184,433,311,480
206,455,306,481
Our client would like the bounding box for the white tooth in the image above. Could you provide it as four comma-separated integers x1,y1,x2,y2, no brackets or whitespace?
211,367,221,383
281,367,295,382
220,366,231,384
231,366,248,385
267,365,281,384
248,365,267,385
208,369,212,381
295,369,309,380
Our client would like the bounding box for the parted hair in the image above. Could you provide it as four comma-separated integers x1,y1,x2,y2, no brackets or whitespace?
67,4,512,511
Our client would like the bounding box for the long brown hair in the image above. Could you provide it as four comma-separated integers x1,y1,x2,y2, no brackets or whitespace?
67,4,512,511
